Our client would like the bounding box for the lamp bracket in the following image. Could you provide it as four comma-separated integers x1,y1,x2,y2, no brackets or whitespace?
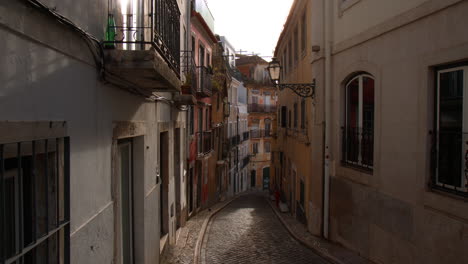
276,79,316,98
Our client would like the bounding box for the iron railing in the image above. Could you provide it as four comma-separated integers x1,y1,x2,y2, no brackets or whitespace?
242,156,250,169
248,104,277,113
197,66,213,96
181,51,197,95
242,131,250,141
105,0,180,74
430,131,468,196
250,129,272,139
197,131,213,155
230,135,240,147
341,127,373,171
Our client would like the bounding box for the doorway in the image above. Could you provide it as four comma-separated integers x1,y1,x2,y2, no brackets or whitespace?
174,128,181,228
160,132,169,237
251,170,256,188
119,140,134,264
263,167,270,191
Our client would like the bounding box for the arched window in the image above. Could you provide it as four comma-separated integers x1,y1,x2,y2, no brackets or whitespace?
343,74,374,170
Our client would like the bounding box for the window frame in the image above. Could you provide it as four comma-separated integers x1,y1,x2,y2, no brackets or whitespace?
431,65,468,197
1,137,71,264
342,73,375,171
301,99,306,129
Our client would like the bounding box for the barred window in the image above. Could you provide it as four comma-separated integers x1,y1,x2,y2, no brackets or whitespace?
432,65,468,196
342,74,374,171
301,99,306,129
1,138,70,263
294,103,298,128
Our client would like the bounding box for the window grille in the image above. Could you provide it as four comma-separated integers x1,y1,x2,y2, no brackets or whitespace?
431,65,468,196
1,137,70,264
342,74,374,171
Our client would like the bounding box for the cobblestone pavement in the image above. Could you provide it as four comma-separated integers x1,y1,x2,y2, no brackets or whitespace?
201,193,330,264
161,200,231,264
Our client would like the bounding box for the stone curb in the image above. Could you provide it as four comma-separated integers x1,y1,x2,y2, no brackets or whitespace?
193,195,239,264
266,198,344,264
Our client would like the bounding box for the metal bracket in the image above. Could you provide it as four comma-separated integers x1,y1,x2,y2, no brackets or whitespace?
277,79,316,98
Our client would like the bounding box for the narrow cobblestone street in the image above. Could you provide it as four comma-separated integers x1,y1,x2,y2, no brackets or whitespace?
201,193,329,264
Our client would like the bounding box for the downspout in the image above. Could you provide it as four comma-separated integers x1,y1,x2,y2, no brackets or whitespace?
323,0,332,239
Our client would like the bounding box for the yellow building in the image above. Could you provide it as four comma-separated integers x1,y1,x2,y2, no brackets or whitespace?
273,0,324,235
237,55,277,191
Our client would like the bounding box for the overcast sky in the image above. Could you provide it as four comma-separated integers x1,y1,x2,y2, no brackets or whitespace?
207,0,294,59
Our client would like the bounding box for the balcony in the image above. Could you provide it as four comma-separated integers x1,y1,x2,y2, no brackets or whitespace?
193,0,215,32
176,51,197,105
250,129,272,139
248,104,277,113
230,135,240,147
197,130,213,156
242,131,250,141
197,66,213,97
341,127,373,171
104,0,181,97
242,156,250,169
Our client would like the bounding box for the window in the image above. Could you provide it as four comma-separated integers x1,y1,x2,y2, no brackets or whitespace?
189,106,194,135
265,119,272,137
342,74,374,171
289,110,292,128
301,99,306,129
432,65,468,196
281,48,288,73
281,106,287,128
1,138,70,263
301,13,307,53
294,103,298,128
264,142,271,153
300,180,305,208
294,27,299,64
253,143,259,154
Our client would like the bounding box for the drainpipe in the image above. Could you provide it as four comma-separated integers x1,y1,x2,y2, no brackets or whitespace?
323,0,332,240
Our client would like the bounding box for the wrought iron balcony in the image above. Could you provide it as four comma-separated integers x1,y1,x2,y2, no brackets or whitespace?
230,135,240,147
242,131,250,141
197,66,213,97
248,104,277,113
197,130,213,156
341,127,373,171
181,51,197,96
104,0,181,96
250,129,272,139
242,156,250,169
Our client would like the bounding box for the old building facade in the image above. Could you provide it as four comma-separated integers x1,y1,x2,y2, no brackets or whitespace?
237,56,277,192
273,0,321,232
1,0,191,263
275,0,468,263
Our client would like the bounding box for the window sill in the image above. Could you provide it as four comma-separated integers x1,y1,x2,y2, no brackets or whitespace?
335,164,372,186
423,190,468,222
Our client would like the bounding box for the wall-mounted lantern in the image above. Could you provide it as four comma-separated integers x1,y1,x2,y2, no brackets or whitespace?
267,57,316,98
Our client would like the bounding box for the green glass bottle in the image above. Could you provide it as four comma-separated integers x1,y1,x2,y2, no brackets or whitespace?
104,14,116,49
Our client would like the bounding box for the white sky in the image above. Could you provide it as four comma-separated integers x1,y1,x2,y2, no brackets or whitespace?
207,0,294,59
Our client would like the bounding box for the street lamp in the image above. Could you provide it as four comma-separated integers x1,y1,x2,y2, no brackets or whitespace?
267,57,316,98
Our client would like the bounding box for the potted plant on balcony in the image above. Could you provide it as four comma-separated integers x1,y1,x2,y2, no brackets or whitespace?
181,72,192,94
